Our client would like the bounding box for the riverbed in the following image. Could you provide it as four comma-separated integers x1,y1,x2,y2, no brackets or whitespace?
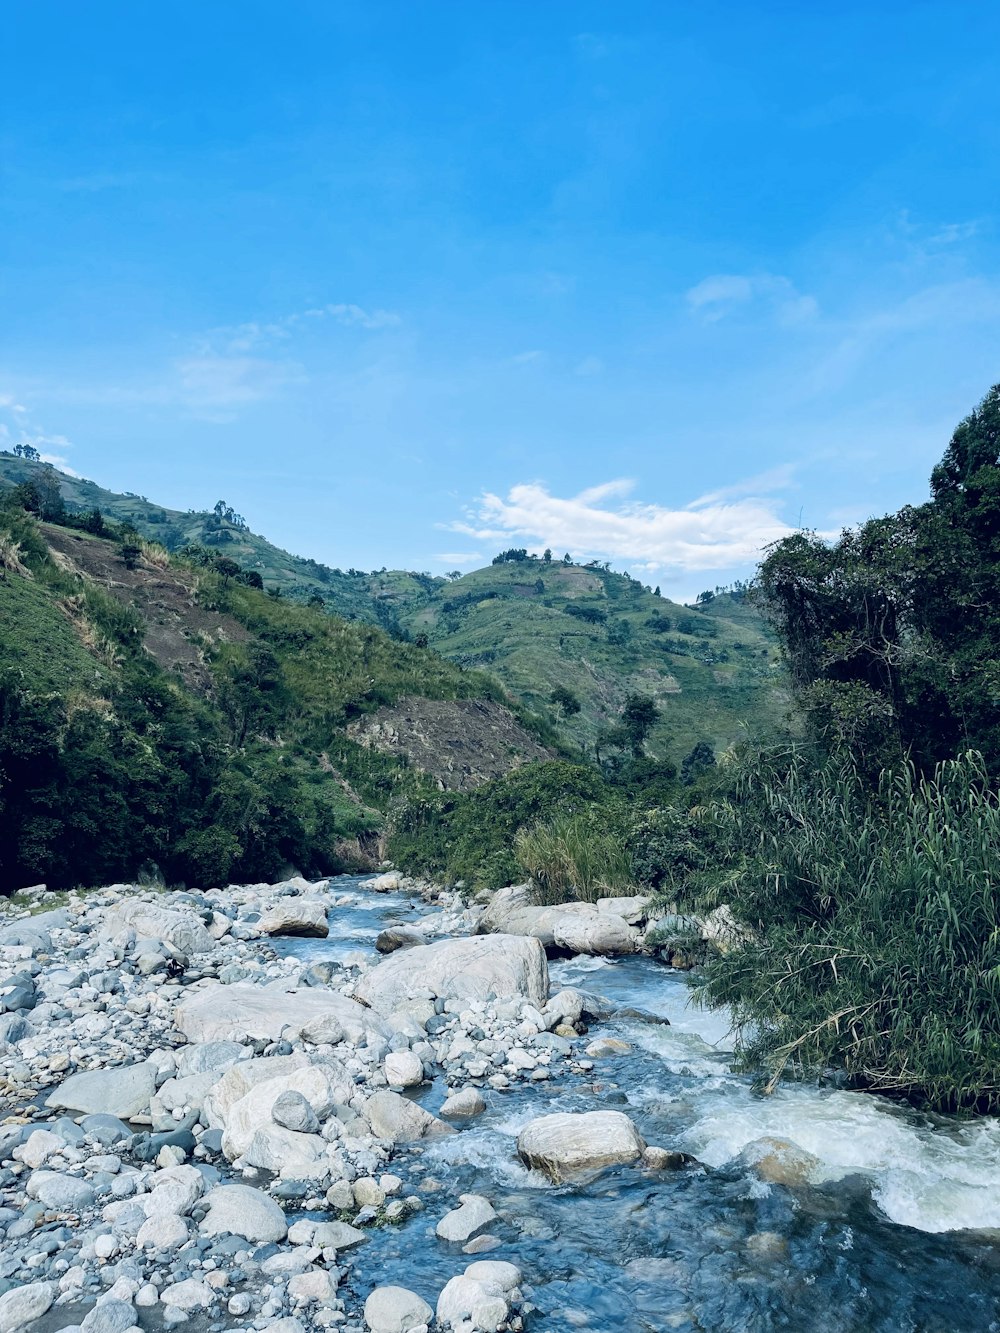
271,877,1000,1333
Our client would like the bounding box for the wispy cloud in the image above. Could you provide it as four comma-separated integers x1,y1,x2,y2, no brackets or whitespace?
449,475,803,577
199,302,402,355
0,393,80,474
685,272,819,326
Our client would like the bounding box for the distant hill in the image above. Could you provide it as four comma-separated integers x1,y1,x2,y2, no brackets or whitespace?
364,557,792,767
0,455,794,771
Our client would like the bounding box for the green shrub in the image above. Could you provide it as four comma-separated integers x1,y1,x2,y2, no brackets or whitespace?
515,808,634,903
697,749,1000,1112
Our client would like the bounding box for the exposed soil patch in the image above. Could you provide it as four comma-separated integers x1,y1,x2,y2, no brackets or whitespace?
43,526,250,693
347,696,556,790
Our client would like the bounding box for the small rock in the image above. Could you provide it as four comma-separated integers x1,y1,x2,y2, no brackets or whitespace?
436,1193,498,1243
364,1285,434,1333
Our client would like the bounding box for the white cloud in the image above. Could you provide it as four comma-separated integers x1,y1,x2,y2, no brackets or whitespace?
200,303,401,355
450,475,803,577
433,551,483,565
0,393,80,473
685,272,819,326
574,355,604,376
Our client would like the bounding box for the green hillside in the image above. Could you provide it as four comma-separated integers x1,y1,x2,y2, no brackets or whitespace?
0,453,392,627
368,557,791,766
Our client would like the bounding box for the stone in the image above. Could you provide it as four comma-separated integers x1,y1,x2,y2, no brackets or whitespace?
375,926,425,954
739,1136,821,1188
363,872,403,892
136,1212,190,1250
26,1170,95,1210
222,1065,343,1160
100,900,214,955
242,1123,325,1174
18,1128,64,1169
257,899,329,938
436,1193,498,1243
81,1298,137,1333
175,1040,247,1078
288,1269,336,1303
312,1220,367,1250
584,1038,632,1057
551,908,639,957
364,1285,434,1333
272,1088,321,1133
464,1261,520,1291
384,1051,423,1089
0,1282,56,1333
440,1087,486,1119
436,1275,507,1332
354,934,548,1015
174,982,387,1045
160,1279,214,1311
517,1110,646,1181
47,1062,157,1120
143,1164,204,1216
198,1183,288,1243
364,1090,455,1144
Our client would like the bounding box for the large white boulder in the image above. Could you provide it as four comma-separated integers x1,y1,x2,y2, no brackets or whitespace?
435,1193,497,1243
257,899,329,938
364,1090,455,1143
436,1263,520,1332
203,1053,310,1128
353,934,547,1015
364,1286,433,1333
198,1183,288,1243
221,1064,348,1160
174,982,388,1046
516,1110,646,1181
551,908,639,956
46,1061,157,1120
0,1281,55,1333
100,900,214,955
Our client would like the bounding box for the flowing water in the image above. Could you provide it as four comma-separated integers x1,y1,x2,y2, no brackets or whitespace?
276,879,1000,1332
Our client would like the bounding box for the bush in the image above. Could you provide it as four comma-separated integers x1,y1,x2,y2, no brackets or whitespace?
697,749,1000,1112
515,808,633,903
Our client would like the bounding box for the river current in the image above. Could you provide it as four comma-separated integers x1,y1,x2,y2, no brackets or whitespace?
275,878,1000,1332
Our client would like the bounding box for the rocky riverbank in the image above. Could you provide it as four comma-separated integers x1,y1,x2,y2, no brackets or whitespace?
0,875,683,1333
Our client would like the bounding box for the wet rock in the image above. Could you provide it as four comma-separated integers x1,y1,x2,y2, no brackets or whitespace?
364,1284,434,1333
440,1087,486,1119
363,872,403,893
354,934,548,1015
436,1260,520,1332
364,1090,455,1143
375,927,425,954
198,1182,288,1243
257,899,330,938
436,1193,498,1243
740,1136,821,1188
46,1060,157,1120
517,1110,646,1181
0,1281,55,1333
313,1220,368,1249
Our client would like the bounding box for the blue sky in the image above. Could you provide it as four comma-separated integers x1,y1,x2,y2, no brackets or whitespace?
3,2,1000,598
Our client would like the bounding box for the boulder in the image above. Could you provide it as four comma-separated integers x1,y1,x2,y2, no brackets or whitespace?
384,1051,423,1088
440,1087,486,1119
203,1053,310,1127
364,1285,434,1333
175,1040,247,1078
436,1263,517,1333
595,894,652,924
47,1062,157,1121
199,1183,288,1243
354,934,547,1015
364,1090,455,1144
174,982,388,1046
100,900,214,955
739,1136,821,1188
551,908,639,956
221,1064,346,1160
26,1170,95,1210
0,1282,56,1333
436,1193,497,1243
363,872,403,892
242,1123,325,1175
272,1089,320,1133
375,926,425,954
517,1110,646,1181
257,899,329,938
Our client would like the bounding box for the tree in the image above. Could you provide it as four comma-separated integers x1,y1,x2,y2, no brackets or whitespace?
563,553,572,564
680,740,716,786
307,592,325,608
620,693,660,757
550,685,581,718
83,508,105,535
654,586,661,597
543,549,552,563
239,569,264,589
607,619,632,647
447,570,462,581
534,578,545,594
12,444,40,461
215,557,241,583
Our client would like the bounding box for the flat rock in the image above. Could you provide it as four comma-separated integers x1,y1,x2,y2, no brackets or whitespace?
364,1285,434,1333
551,908,639,956
354,934,547,1015
517,1110,646,1181
174,982,387,1045
47,1062,157,1120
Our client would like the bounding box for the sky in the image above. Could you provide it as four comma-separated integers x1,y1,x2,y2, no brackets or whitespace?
3,2,1000,599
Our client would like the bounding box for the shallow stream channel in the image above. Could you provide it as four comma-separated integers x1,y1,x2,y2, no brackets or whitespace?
274,877,1000,1333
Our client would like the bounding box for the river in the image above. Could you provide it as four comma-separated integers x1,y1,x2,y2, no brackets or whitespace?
274,877,1000,1333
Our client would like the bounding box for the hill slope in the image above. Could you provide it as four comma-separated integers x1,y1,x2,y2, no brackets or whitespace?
366,557,791,766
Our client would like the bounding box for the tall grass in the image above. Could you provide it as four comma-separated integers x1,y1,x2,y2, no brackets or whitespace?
698,750,1000,1112
516,809,634,904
